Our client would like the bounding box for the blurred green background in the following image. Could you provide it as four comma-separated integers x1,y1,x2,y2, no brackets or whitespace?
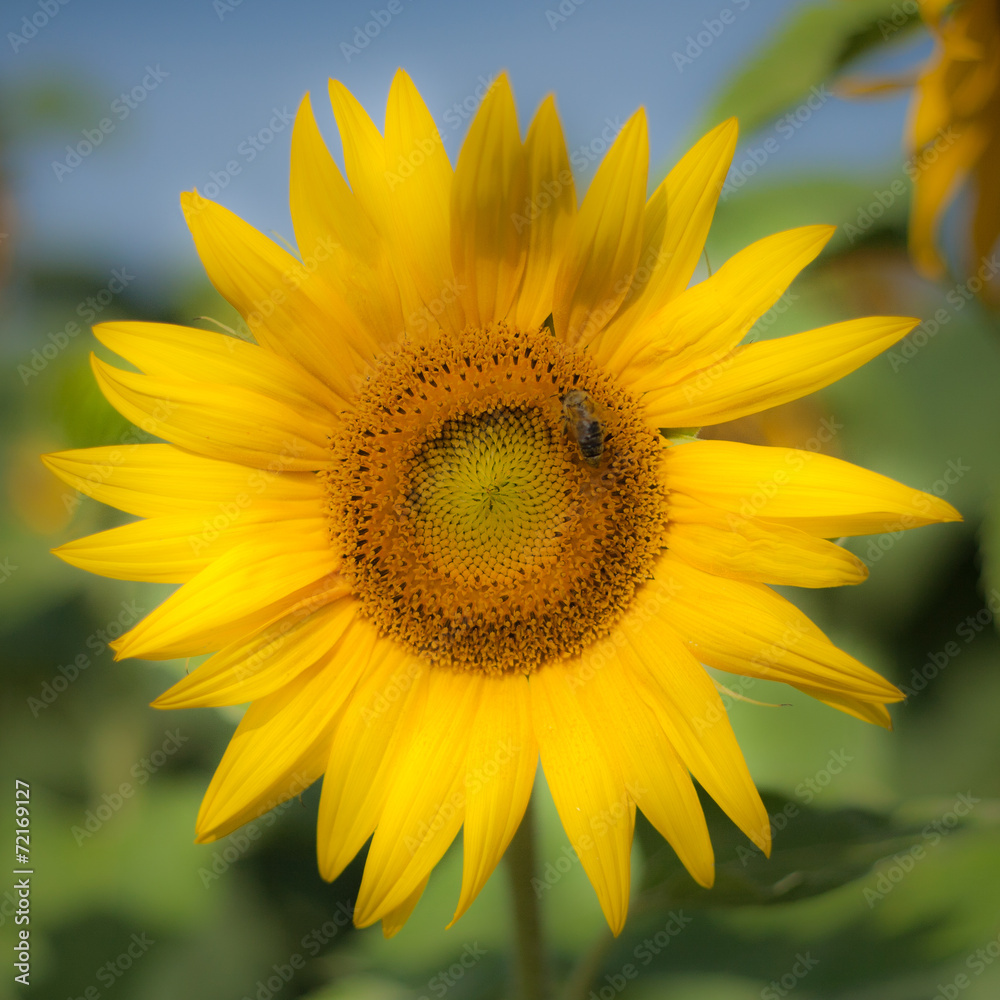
2,1,999,998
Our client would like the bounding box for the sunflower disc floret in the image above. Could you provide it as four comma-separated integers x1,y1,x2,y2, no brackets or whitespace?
327,323,667,673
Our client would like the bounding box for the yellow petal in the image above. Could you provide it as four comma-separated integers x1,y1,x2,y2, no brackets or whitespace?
638,116,737,306
592,118,738,366
91,356,335,472
666,502,868,588
381,876,430,939
93,320,341,419
195,620,378,842
41,444,321,519
353,669,481,926
328,78,429,337
53,511,325,584
642,317,920,428
621,614,771,856
616,225,836,388
328,78,394,242
111,529,339,660
552,109,648,347
653,554,903,703
531,666,633,935
384,68,466,335
198,734,328,844
289,93,404,351
153,594,357,708
180,191,366,398
450,73,527,327
570,651,714,888
909,122,989,277
662,439,962,536
318,646,429,882
511,96,576,330
790,683,893,729
450,673,537,925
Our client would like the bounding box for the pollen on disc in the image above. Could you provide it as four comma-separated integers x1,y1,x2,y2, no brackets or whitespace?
325,323,667,674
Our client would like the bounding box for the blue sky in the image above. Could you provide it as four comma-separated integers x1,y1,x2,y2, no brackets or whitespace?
2,0,919,286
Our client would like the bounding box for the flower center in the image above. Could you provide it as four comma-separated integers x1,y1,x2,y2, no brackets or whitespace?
407,404,574,588
325,324,666,673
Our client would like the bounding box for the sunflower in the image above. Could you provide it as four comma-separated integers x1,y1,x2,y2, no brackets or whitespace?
44,70,960,937
907,0,1000,285
842,0,1000,289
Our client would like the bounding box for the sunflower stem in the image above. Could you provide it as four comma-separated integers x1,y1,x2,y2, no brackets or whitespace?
507,796,549,1000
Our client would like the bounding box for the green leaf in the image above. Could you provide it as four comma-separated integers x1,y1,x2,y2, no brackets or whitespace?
699,0,922,137
636,790,933,908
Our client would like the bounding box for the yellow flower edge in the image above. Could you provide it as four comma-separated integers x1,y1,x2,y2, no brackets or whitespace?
842,0,1000,285
44,70,961,938
909,0,1000,281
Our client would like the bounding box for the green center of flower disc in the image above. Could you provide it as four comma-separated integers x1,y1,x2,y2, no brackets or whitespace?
407,405,573,588
325,324,667,673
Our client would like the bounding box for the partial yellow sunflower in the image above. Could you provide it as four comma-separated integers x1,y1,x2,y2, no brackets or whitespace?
907,0,1000,283
844,0,1000,287
44,70,960,937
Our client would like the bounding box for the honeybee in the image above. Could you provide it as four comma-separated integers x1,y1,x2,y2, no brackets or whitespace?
561,388,605,467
